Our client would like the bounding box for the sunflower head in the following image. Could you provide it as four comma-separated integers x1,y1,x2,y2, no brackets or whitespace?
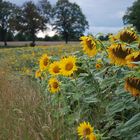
39,54,49,71
49,61,61,75
60,56,77,76
95,63,102,69
126,51,140,68
118,29,138,44
48,77,60,94
80,36,98,57
35,69,41,78
77,122,94,139
88,133,96,140
125,77,140,96
108,43,132,66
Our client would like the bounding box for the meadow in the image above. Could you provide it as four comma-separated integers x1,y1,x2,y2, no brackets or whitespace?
0,27,140,140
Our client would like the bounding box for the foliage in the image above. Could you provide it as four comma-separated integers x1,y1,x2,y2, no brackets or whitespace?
0,0,17,45
123,0,140,32
38,0,52,23
53,0,89,43
12,1,47,46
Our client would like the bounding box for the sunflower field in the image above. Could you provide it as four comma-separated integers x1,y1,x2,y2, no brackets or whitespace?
0,26,140,140
35,27,140,140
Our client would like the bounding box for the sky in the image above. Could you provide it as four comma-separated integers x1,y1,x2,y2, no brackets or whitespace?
8,0,136,37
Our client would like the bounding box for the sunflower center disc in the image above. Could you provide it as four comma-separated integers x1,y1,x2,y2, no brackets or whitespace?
43,58,48,66
87,40,94,50
83,128,91,136
53,82,58,88
65,62,73,71
53,66,60,73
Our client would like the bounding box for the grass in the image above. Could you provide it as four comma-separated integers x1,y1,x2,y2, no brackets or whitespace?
0,43,81,140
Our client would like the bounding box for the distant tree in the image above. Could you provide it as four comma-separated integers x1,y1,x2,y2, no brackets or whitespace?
53,0,89,43
123,0,140,32
0,0,16,45
13,1,47,46
44,34,62,41
14,32,33,41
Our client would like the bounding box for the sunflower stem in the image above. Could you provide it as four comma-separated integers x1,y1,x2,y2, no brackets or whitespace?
85,58,100,94
98,40,108,55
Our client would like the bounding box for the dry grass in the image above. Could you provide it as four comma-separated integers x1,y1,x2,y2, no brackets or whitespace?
0,72,67,140
0,70,45,140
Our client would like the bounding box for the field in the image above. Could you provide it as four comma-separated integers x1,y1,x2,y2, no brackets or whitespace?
0,29,140,140
0,43,81,140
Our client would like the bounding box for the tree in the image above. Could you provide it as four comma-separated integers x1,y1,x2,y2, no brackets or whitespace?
38,0,52,23
53,0,89,44
123,0,140,32
13,1,47,46
0,0,16,45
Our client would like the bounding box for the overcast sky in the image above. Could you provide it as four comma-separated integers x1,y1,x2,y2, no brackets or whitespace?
8,0,136,36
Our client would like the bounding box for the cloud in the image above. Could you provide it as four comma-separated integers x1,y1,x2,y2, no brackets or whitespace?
88,26,123,35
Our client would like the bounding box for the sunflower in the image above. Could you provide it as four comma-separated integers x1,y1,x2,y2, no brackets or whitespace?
118,29,138,44
48,77,60,94
108,43,132,66
95,63,102,69
39,54,49,71
126,51,140,68
125,77,140,96
35,69,41,78
80,36,98,57
77,122,94,139
88,133,96,140
49,61,61,75
60,56,77,76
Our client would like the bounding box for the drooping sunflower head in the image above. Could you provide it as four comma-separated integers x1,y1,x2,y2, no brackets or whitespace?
108,43,132,66
39,54,49,71
126,51,140,68
118,29,138,44
48,77,60,94
88,133,96,140
60,56,77,76
49,61,61,76
35,69,41,78
125,77,140,96
77,122,94,139
80,36,98,57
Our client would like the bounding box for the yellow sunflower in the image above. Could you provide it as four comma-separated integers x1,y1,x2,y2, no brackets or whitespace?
48,77,60,94
77,122,94,139
108,43,132,66
95,63,102,69
39,54,49,71
35,69,41,78
125,77,140,96
88,133,96,140
126,51,140,68
80,36,98,57
60,56,77,76
118,29,138,44
49,61,61,75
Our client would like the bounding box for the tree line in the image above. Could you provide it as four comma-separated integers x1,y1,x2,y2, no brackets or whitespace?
0,0,89,46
